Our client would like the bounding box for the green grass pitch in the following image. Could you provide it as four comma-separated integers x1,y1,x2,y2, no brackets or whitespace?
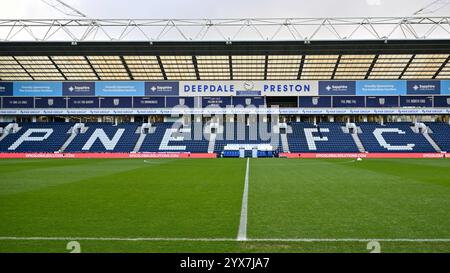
0,158,449,253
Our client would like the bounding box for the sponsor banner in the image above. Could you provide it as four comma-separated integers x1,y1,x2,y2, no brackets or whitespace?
2,97,34,108
356,80,406,95
13,81,62,97
433,96,450,107
95,81,145,96
319,81,356,95
145,81,179,96
0,153,216,159
4,80,450,97
100,97,133,108
441,80,450,94
298,96,332,108
202,96,232,108
67,97,100,108
62,82,95,96
280,153,445,158
35,97,67,108
400,96,433,107
180,81,318,97
133,97,165,108
0,82,13,96
366,96,399,108
332,96,365,107
2,107,450,116
232,96,265,107
166,97,195,108
407,80,440,95
0,152,444,159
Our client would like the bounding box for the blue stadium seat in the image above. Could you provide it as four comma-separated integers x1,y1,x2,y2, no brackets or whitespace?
0,122,446,154
214,122,281,154
358,122,435,152
287,122,359,152
139,122,209,153
426,123,450,152
222,150,240,158
65,123,139,152
0,122,9,128
0,122,73,152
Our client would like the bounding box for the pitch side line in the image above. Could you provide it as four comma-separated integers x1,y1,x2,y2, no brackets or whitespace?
0,237,449,242
237,158,250,241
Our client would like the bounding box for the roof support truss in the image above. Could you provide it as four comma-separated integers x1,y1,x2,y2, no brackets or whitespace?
0,17,449,42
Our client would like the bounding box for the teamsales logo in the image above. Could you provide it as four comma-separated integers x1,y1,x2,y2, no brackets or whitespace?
412,84,437,91
325,84,349,91
63,82,95,96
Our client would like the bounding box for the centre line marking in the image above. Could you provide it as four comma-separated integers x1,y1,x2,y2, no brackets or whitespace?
237,158,250,241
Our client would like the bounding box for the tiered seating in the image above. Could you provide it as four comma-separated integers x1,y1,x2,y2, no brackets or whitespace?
0,122,73,152
65,123,139,152
358,122,435,152
139,122,209,153
287,122,359,152
0,121,447,154
0,122,9,128
287,122,315,152
426,123,450,152
214,122,281,153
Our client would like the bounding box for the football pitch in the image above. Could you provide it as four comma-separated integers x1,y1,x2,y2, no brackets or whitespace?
0,158,449,253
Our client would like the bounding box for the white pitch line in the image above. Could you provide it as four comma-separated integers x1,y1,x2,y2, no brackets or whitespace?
237,158,250,241
0,237,234,242
0,237,449,243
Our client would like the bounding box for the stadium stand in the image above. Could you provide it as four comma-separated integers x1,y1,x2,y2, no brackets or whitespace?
358,122,436,153
214,121,281,156
0,121,448,155
426,123,450,152
0,122,73,152
64,123,140,152
139,122,210,153
287,122,360,153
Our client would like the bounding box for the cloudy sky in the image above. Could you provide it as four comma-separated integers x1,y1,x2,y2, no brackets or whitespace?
0,0,448,19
